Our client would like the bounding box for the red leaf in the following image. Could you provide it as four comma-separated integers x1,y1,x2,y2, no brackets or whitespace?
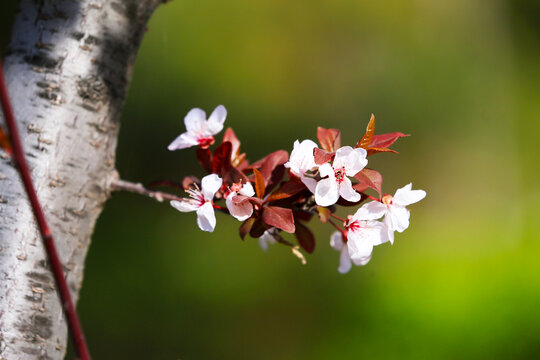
366,147,398,156
196,148,212,173
368,132,409,149
212,142,232,174
253,168,265,199
239,217,255,240
317,127,341,152
313,148,335,165
223,127,247,167
0,127,11,155
262,206,295,233
353,168,383,197
249,150,288,184
295,222,315,254
356,114,375,149
266,180,306,202
294,210,313,222
249,218,267,238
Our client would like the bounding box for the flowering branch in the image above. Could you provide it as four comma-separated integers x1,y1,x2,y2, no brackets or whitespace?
0,60,91,359
110,177,185,203
141,105,427,273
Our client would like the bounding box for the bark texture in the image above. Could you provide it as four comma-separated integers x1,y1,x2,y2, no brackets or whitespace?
0,0,161,358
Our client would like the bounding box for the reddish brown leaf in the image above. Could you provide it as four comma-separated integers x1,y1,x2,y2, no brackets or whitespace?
196,148,212,173
266,180,306,203
316,206,330,224
293,210,313,222
249,150,288,184
366,147,398,156
356,114,375,149
294,222,315,254
212,142,232,174
249,218,267,238
0,127,11,154
353,168,383,197
313,148,335,165
262,206,295,233
223,127,247,167
317,127,341,152
253,168,265,199
239,217,255,240
368,132,409,148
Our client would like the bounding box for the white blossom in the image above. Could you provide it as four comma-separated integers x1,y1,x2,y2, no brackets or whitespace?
168,105,227,150
259,229,278,251
284,139,319,192
315,146,367,206
360,183,426,244
170,174,223,232
225,182,256,221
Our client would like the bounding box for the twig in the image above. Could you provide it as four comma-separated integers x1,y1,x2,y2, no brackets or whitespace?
110,178,183,202
0,60,91,359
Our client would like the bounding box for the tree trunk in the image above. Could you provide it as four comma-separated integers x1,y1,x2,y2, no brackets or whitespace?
0,0,161,358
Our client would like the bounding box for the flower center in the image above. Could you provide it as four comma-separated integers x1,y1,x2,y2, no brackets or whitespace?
186,188,206,207
382,194,393,205
348,220,361,232
197,136,215,149
334,166,346,184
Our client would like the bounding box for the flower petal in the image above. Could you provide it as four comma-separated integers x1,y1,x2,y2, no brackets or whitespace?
389,205,410,232
315,177,339,206
285,139,318,176
333,146,367,176
259,230,277,251
347,231,374,264
351,253,371,266
239,182,255,197
167,132,199,151
301,175,317,193
339,177,361,203
330,231,344,250
338,247,353,273
184,108,207,134
170,199,198,212
353,201,387,221
318,163,334,179
206,105,227,135
201,174,223,200
383,216,395,244
393,183,426,206
226,193,253,221
196,201,216,232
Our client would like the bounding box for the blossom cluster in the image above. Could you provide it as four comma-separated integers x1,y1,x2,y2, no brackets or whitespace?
167,105,426,273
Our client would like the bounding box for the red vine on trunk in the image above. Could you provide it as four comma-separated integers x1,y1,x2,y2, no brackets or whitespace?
0,59,91,360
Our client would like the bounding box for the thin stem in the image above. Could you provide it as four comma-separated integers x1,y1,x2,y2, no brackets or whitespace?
0,60,91,359
329,212,346,223
328,219,344,232
110,178,184,202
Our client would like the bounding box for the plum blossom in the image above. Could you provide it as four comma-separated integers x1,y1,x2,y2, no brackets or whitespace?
315,146,368,206
330,231,354,274
168,105,227,150
225,181,256,221
360,183,426,244
259,229,278,251
284,139,319,192
170,174,223,232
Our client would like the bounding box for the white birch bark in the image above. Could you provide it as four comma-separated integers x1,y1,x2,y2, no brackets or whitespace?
0,0,161,358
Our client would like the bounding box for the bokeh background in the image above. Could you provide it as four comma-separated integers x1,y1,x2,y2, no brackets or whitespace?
2,0,540,358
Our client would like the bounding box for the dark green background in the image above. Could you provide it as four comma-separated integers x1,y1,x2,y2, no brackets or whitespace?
2,0,540,358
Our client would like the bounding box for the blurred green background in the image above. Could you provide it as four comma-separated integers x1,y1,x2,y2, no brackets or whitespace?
3,0,540,358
